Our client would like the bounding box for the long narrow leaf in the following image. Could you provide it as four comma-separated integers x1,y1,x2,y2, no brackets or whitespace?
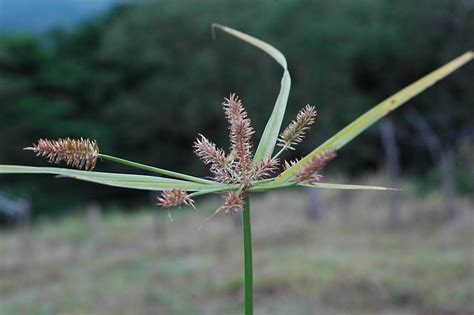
0,165,228,192
100,154,214,184
300,182,398,191
276,51,473,183
249,180,395,192
212,24,291,162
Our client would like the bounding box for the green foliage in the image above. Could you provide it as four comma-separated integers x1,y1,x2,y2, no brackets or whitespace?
0,165,227,192
0,0,473,215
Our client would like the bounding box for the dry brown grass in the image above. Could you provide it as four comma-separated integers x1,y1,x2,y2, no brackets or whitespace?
1,176,473,315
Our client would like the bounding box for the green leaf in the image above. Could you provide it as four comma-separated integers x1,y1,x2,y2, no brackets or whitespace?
212,24,291,162
249,180,395,192
299,182,398,191
275,51,473,183
0,165,229,192
99,154,214,184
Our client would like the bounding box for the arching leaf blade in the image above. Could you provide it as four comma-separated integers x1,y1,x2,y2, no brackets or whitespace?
212,24,291,162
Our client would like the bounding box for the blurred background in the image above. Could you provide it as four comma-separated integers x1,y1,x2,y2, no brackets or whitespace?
0,0,473,314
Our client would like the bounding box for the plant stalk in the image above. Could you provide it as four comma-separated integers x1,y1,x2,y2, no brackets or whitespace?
272,146,287,160
99,154,213,184
242,196,253,315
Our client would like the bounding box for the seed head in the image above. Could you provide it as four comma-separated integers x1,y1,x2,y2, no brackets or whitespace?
193,134,236,183
252,158,280,180
157,189,195,209
278,105,317,149
224,93,254,179
223,93,247,123
221,191,244,215
193,134,227,166
295,150,336,184
25,138,99,170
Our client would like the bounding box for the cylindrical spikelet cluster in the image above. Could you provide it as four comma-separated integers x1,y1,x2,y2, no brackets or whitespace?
278,105,317,150
193,134,236,183
251,158,279,180
224,93,254,180
26,138,99,170
295,150,337,184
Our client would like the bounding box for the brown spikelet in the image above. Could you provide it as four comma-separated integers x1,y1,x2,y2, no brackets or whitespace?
295,150,336,184
203,191,244,223
252,158,280,180
278,105,317,149
223,93,254,180
193,134,235,183
25,138,99,170
193,134,227,166
223,93,247,123
284,158,300,170
221,191,244,215
157,189,195,209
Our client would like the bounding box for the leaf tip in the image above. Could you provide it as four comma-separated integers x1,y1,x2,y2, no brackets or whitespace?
211,23,225,39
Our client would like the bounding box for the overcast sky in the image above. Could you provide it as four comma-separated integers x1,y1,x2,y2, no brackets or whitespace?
0,0,117,34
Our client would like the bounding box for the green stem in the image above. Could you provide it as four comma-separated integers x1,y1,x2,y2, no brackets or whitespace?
242,196,253,315
272,146,287,160
99,154,213,184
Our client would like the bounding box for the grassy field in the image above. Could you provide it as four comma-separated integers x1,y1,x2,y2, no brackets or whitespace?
1,178,473,315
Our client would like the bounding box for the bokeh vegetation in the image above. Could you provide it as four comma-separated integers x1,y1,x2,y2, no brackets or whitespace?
0,0,473,216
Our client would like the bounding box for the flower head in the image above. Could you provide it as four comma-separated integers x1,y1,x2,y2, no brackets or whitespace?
221,191,244,215
193,134,236,183
25,138,99,170
157,189,195,209
251,158,280,180
163,94,333,218
224,93,254,181
278,105,317,150
295,150,336,184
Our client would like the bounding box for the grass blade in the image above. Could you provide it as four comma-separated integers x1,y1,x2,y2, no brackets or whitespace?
249,180,395,192
100,154,214,184
300,182,398,191
212,24,291,162
275,51,473,183
0,165,228,192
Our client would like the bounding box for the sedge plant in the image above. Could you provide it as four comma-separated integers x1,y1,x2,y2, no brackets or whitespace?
1,25,472,315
